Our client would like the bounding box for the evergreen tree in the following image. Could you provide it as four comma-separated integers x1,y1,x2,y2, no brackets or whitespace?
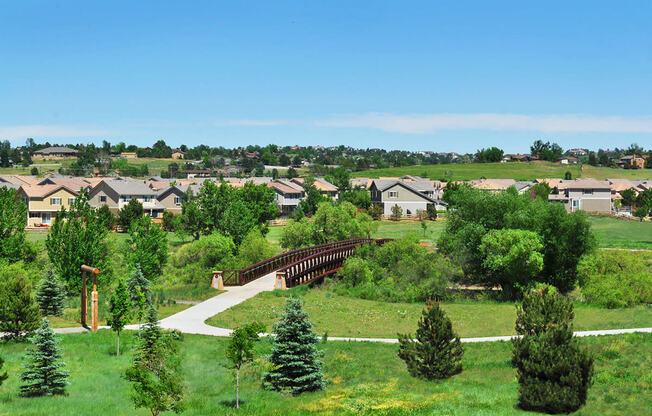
35,270,66,317
512,285,594,413
117,198,144,231
125,306,184,416
0,273,40,340
107,279,132,356
126,264,151,309
397,302,464,380
0,354,8,387
19,318,69,397
264,298,325,394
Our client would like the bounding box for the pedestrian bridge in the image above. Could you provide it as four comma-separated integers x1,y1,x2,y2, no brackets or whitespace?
219,238,392,289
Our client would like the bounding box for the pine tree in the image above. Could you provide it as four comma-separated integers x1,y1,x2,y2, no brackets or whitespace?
264,298,325,394
35,270,66,317
397,302,464,380
19,318,69,397
126,264,151,317
0,354,8,387
0,273,40,340
107,279,132,356
512,285,594,414
125,306,184,416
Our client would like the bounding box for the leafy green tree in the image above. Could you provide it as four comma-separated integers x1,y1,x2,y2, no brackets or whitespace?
19,318,69,397
297,186,328,215
30,167,38,175
46,190,112,293
118,198,144,231
0,354,7,387
325,166,350,191
367,203,384,220
232,229,278,269
479,229,544,299
108,279,132,356
97,203,116,230
390,204,403,221
512,285,594,413
225,322,265,408
310,201,376,244
426,203,437,220
398,303,464,380
125,306,184,416
286,166,298,178
35,270,66,317
340,187,371,209
620,188,636,207
0,187,31,263
222,200,256,246
171,233,236,283
420,220,428,236
528,182,551,201
0,267,40,340
564,170,572,180
264,298,325,394
180,188,204,240
279,218,313,250
0,140,10,167
124,216,168,283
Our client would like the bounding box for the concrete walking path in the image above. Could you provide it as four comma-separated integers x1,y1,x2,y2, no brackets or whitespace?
48,273,652,343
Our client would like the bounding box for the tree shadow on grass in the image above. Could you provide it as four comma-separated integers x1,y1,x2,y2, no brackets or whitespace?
219,399,247,408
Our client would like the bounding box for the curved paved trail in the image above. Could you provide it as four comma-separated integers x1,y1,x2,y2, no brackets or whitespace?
50,274,652,343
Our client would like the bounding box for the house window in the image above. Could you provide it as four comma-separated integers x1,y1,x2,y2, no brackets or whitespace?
150,210,159,218
174,196,182,205
583,189,593,195
121,196,131,202
50,197,61,205
68,197,75,205
29,212,40,218
388,191,398,198
143,196,152,202
572,200,579,207
99,195,107,203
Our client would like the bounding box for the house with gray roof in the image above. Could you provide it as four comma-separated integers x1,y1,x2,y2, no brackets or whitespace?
33,146,78,159
369,179,446,217
89,179,164,218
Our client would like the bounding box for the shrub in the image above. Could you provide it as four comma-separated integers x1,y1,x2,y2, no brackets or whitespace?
577,251,652,308
390,204,402,221
0,265,40,340
367,203,384,220
512,285,593,414
426,203,437,220
172,233,235,282
231,229,278,269
117,198,144,231
398,302,463,380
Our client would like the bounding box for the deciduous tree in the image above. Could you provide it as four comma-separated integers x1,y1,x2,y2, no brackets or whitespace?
108,279,131,356
124,216,168,283
225,322,265,408
0,267,40,340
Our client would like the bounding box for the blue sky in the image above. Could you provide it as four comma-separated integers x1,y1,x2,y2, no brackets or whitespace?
1,1,651,153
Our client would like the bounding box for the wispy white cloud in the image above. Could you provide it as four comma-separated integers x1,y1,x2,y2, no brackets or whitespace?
313,113,652,134
0,124,110,139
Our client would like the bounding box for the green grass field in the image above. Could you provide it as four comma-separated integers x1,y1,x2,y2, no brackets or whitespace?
206,288,652,338
0,330,649,415
352,161,651,181
588,216,652,249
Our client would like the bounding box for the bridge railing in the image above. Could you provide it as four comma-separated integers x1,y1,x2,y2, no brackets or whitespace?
280,238,392,288
222,238,383,286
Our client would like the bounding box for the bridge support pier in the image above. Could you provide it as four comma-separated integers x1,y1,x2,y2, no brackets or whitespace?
212,271,224,290
274,271,287,290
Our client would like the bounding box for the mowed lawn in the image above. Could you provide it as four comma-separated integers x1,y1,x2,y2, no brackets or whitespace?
352,161,651,181
588,216,652,249
206,288,652,339
0,330,649,415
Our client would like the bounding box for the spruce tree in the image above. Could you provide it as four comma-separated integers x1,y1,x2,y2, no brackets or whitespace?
397,302,464,380
512,285,594,413
19,318,69,397
0,273,40,340
125,306,184,416
107,279,132,356
264,298,325,394
126,264,151,318
35,270,66,317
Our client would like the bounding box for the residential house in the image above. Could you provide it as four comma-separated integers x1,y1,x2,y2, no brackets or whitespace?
616,155,645,169
171,149,185,160
268,179,305,216
89,179,164,218
156,184,200,214
33,146,78,159
290,177,338,199
468,178,517,192
548,179,611,213
120,152,138,159
567,149,588,157
558,156,579,164
502,154,536,162
369,179,446,217
17,184,82,227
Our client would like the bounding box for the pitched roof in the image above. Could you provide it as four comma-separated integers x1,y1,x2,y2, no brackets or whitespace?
371,180,443,204
33,146,78,155
291,177,338,192
101,179,157,196
268,180,305,195
19,184,80,198
37,176,90,191
563,179,610,189
469,178,516,190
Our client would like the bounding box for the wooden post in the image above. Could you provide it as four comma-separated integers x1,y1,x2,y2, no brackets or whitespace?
81,265,99,330
212,271,224,290
275,271,287,290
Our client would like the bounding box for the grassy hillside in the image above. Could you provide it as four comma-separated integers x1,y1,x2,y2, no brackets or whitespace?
0,330,649,415
351,161,651,180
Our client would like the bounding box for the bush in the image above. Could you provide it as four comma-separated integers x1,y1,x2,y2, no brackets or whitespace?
231,229,278,269
367,203,384,220
117,198,144,231
512,285,593,414
577,251,652,308
0,264,40,340
172,233,236,282
335,235,458,302
390,204,402,221
398,302,463,380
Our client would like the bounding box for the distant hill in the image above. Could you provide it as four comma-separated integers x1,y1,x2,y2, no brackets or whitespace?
351,161,651,181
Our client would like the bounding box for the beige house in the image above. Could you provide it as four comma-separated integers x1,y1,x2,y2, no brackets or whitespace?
89,179,163,218
33,146,78,159
120,152,138,159
18,185,80,227
156,184,200,214
171,149,185,160
369,179,445,217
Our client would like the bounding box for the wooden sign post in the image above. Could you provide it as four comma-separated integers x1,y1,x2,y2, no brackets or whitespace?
81,265,99,330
